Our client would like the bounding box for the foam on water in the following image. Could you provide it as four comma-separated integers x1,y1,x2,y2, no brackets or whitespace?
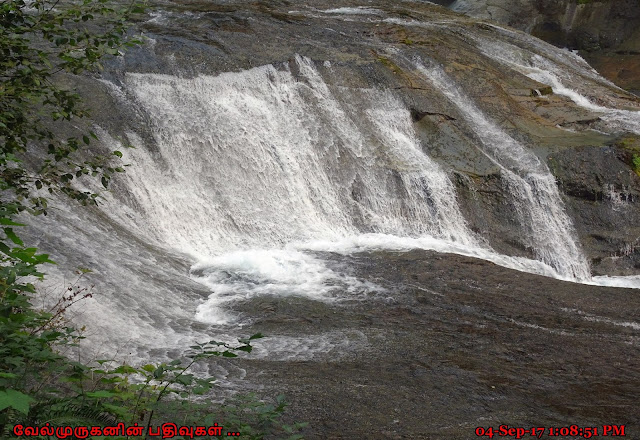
106,54,639,330
300,234,640,288
192,249,377,325
589,275,640,289
100,55,483,326
192,234,640,326
298,233,566,279
34,48,640,365
526,66,640,135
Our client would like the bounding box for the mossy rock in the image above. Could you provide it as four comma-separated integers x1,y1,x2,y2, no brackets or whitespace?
614,135,640,176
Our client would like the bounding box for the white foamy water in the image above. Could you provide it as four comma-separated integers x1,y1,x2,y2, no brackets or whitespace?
416,63,591,280
190,234,640,326
589,275,640,289
322,7,382,15
104,54,639,331
299,233,568,279
192,249,378,325
526,65,640,135
191,233,640,325
118,55,476,259
300,234,640,288
470,33,640,134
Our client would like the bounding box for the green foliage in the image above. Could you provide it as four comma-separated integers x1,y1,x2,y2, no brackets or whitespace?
1,0,143,214
632,154,640,177
1,2,140,429
0,390,34,415
217,394,308,440
0,291,285,438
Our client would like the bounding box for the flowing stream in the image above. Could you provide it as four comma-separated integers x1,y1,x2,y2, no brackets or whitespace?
93,52,636,332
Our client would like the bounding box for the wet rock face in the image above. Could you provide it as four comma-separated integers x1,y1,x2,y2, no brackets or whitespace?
450,0,640,94
229,249,640,438
37,5,640,434
549,143,640,275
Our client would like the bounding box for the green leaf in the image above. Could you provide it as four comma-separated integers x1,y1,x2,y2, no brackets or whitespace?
110,365,137,374
0,242,13,256
102,403,129,417
0,390,34,415
4,228,24,246
0,373,18,379
112,150,123,158
175,374,194,386
153,366,165,379
86,390,116,398
0,218,25,226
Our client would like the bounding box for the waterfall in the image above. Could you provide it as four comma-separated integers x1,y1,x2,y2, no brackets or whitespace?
470,32,640,135
116,55,477,257
26,40,640,364
21,6,640,369
416,63,591,280
44,52,637,341
525,65,640,135
111,54,599,287
98,55,484,324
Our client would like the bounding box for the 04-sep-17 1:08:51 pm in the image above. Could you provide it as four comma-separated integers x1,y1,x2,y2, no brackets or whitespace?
475,424,626,439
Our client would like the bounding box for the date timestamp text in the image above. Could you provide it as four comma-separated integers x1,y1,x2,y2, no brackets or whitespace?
475,425,626,439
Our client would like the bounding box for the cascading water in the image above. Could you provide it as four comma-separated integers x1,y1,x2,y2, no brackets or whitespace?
101,55,481,324
118,55,476,254
416,63,592,280
16,6,640,432
469,30,640,135
525,64,640,135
